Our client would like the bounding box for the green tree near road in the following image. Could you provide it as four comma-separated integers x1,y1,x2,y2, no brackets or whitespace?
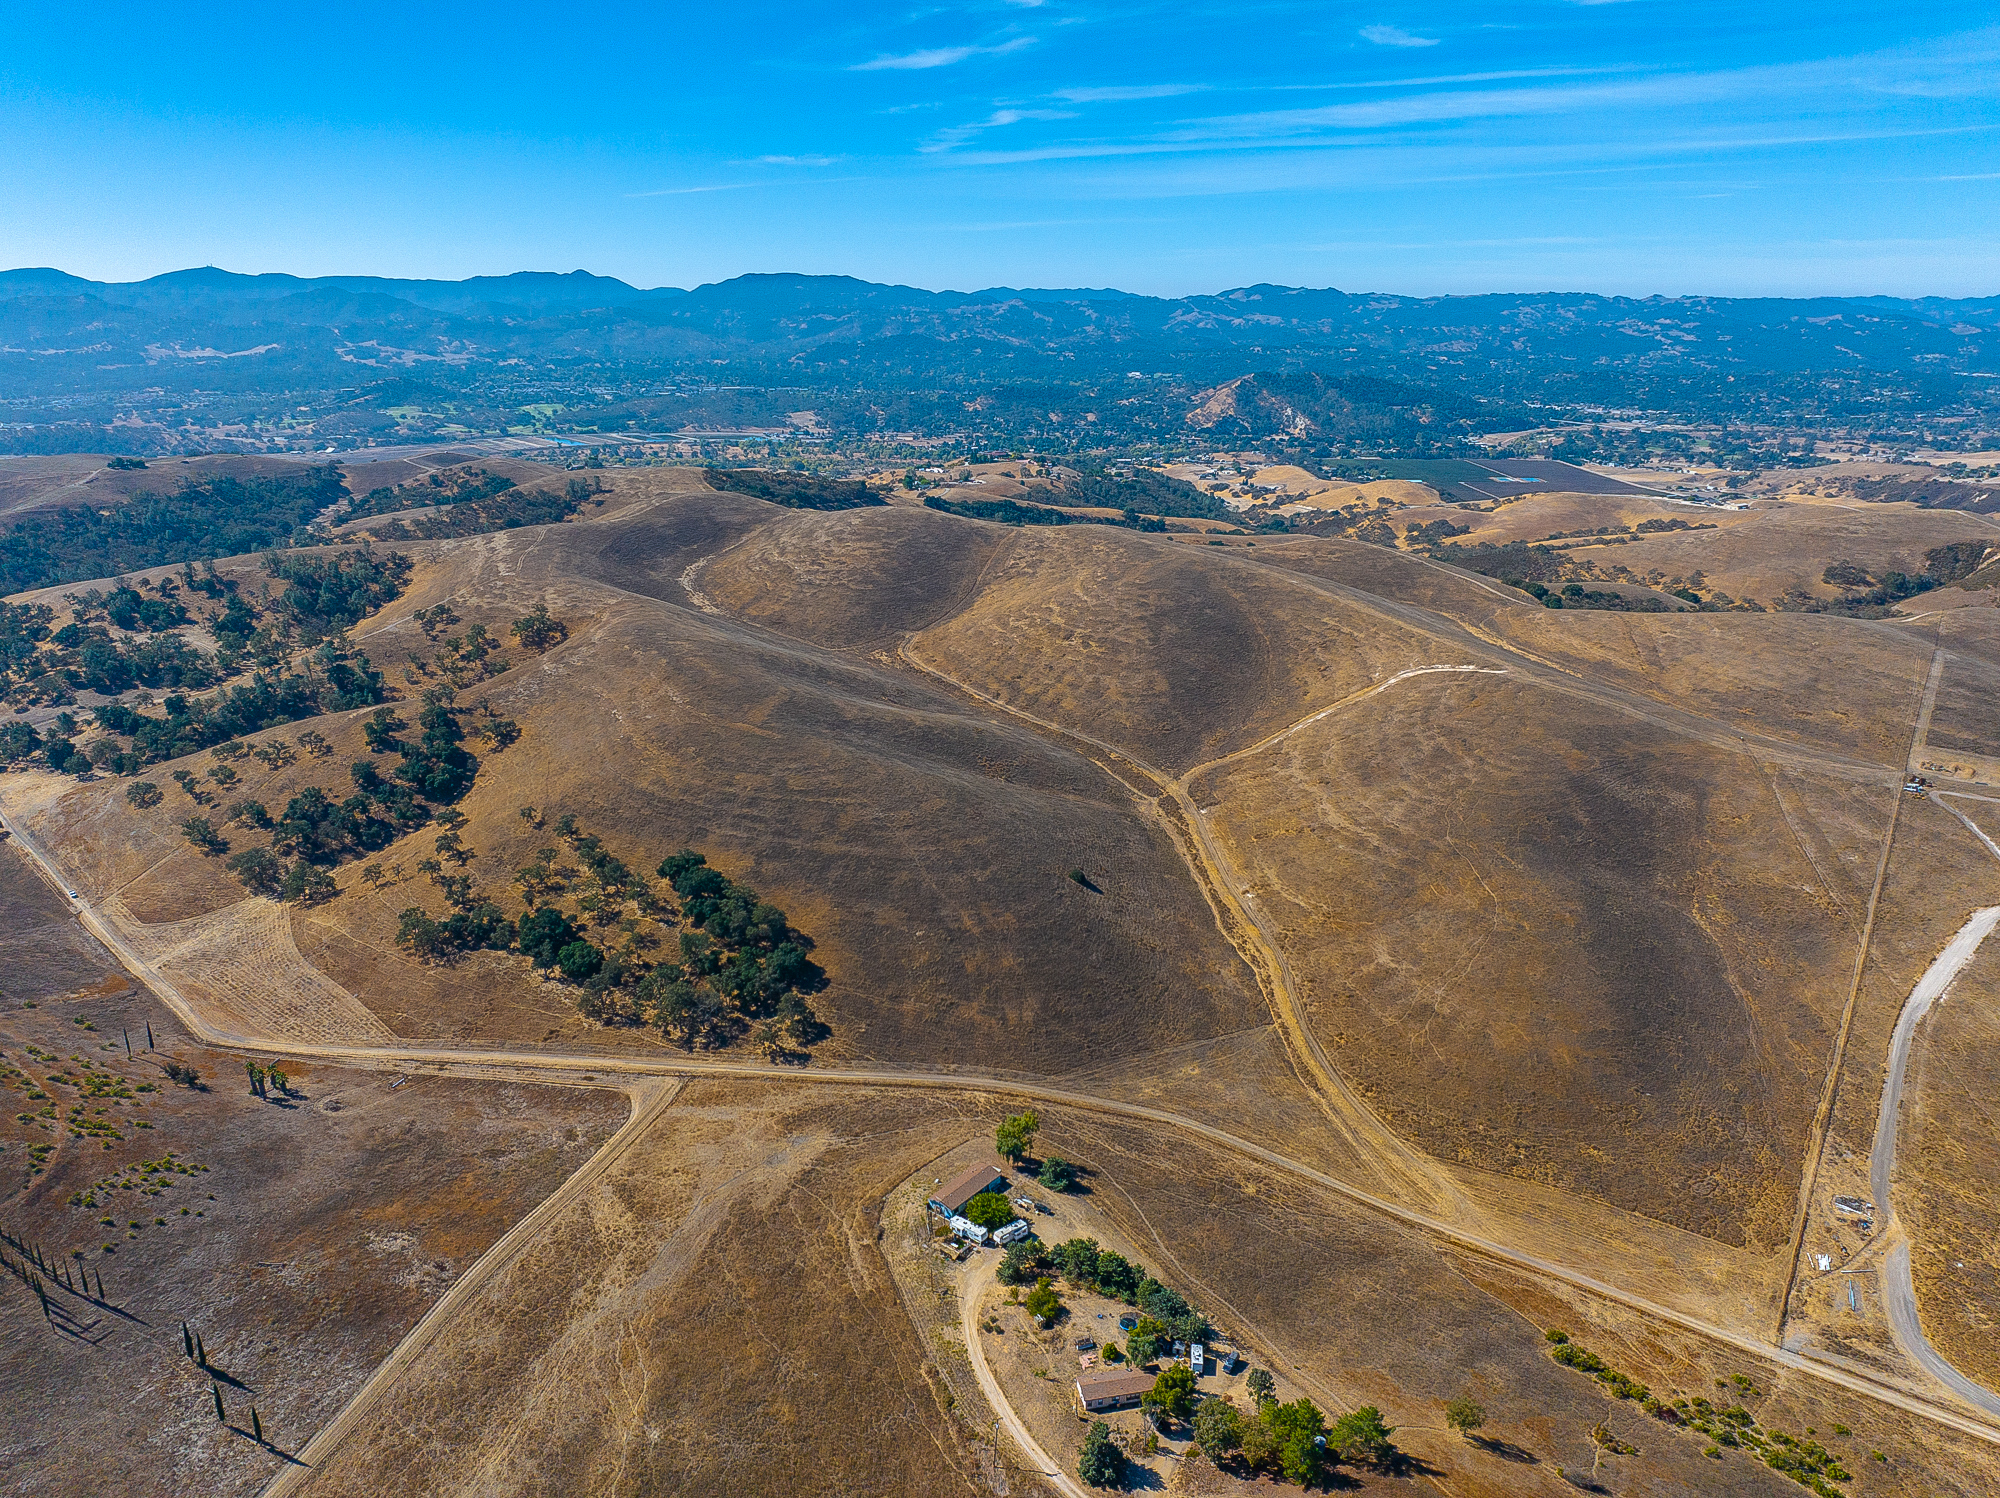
1445,1394,1485,1441
1078,1421,1124,1488
996,1109,1039,1162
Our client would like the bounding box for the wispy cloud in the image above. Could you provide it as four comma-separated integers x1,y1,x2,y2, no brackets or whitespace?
925,106,1077,154
753,154,842,167
624,182,764,198
1360,24,1439,48
853,37,1035,71
1054,84,1207,103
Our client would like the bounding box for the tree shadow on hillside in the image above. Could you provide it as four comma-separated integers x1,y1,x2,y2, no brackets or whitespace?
1470,1434,1539,1464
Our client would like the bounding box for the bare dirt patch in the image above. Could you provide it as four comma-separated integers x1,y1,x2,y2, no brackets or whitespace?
0,853,623,1498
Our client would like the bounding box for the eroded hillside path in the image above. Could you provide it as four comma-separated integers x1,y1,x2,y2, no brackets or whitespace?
900,639,1476,1225
6,804,2000,1476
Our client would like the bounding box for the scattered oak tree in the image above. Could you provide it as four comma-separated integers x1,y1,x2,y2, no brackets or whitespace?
996,1109,1039,1163
1445,1395,1486,1441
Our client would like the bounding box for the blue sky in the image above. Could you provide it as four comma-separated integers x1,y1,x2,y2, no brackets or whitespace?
2,3,1997,296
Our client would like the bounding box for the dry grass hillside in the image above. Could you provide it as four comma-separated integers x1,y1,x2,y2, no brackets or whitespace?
12,468,1981,1241
9,457,2000,1492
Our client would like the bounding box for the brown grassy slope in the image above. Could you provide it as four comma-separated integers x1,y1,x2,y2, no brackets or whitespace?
1247,533,1937,766
27,481,1268,1072
1579,501,2000,604
695,501,1008,653
902,522,1455,773
1480,609,1934,766
1195,672,1881,1249
296,1083,1025,1498
1925,648,2000,757
1902,934,2000,1395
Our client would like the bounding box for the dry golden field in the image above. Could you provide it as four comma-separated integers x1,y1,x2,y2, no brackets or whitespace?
5,455,2000,1494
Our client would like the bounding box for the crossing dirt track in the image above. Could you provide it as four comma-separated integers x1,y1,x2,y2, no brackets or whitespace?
7,463,2000,1497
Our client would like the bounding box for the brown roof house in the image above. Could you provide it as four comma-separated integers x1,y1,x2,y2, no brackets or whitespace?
1076,1369,1155,1413
928,1160,1006,1216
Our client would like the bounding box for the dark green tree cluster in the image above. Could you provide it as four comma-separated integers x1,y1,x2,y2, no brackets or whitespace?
1057,468,1232,522
264,549,413,638
703,468,885,511
0,466,348,596
1003,1235,1208,1345
1143,1362,1198,1424
226,845,337,904
396,823,831,1057
84,644,385,767
364,478,594,540
270,785,396,865
510,603,567,653
1195,1384,1397,1486
350,467,521,520
397,902,516,962
355,697,478,807
637,849,825,1050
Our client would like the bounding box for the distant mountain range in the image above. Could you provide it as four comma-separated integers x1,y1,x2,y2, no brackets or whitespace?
3,268,1997,454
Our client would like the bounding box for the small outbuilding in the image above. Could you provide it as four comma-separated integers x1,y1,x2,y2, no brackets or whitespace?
1077,1368,1155,1413
930,1160,1008,1217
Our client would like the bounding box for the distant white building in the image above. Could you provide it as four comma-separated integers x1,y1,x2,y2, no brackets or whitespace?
993,1220,1032,1246
1189,1343,1205,1374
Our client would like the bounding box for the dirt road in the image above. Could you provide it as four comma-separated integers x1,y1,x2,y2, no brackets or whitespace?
10,800,2000,1470
1870,905,2000,1419
958,1264,1091,1498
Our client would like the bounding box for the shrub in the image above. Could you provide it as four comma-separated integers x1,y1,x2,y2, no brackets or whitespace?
226,847,286,896
125,781,162,808
179,816,227,855
1038,1156,1078,1192
511,603,567,653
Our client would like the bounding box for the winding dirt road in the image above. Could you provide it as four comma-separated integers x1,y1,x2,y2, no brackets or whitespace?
1870,904,2000,1420
957,1264,1091,1498
7,805,2000,1471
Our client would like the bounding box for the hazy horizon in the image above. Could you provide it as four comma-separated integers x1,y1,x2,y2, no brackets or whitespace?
5,262,1997,305
3,5,1996,299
